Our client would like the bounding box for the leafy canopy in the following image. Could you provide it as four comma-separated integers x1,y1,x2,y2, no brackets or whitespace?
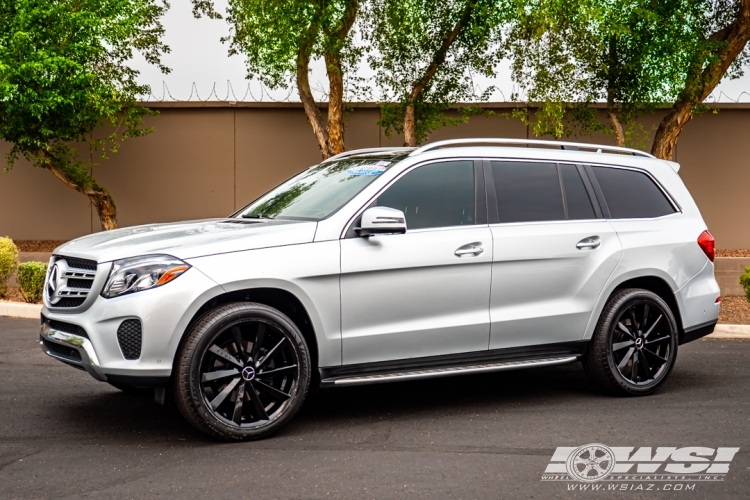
507,0,714,142
364,0,506,144
0,0,169,187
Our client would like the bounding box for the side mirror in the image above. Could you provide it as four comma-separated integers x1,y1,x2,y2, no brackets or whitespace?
355,207,407,237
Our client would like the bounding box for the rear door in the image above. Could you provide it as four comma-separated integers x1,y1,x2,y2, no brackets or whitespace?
486,160,623,349
340,159,493,365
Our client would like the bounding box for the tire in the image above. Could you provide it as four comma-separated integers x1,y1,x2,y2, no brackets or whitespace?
173,302,311,441
583,288,678,396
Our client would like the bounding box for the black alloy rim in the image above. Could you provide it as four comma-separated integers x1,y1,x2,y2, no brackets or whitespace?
610,300,673,386
199,319,299,428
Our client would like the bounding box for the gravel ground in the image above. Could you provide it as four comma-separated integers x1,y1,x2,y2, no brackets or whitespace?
716,249,750,257
13,240,66,252
719,296,750,325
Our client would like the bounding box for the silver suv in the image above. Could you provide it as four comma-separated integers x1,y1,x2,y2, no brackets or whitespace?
40,139,720,440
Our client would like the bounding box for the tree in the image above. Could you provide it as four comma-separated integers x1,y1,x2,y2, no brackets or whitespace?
194,0,362,159
508,0,703,147
509,0,750,159
364,0,505,146
0,0,170,230
652,0,750,159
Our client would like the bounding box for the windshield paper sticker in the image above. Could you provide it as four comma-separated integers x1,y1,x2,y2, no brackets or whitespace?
347,161,389,176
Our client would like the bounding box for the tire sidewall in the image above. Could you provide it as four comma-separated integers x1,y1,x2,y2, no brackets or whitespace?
603,291,678,395
178,302,311,440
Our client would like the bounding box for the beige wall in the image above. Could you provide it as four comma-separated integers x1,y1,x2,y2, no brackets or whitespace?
0,103,748,248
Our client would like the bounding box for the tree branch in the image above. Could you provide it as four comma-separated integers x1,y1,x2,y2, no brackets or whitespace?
296,18,331,159
652,0,750,159
403,0,478,146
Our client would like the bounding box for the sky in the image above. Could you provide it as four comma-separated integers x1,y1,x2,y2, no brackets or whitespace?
130,0,750,103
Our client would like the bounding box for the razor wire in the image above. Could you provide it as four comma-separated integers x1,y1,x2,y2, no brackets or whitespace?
141,79,750,103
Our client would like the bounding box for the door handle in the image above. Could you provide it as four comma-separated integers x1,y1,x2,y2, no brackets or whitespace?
455,242,484,257
576,236,601,250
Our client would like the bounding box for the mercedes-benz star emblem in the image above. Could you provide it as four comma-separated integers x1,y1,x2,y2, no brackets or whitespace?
241,366,256,381
47,264,59,297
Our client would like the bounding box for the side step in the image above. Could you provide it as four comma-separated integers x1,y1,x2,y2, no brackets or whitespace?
328,355,578,386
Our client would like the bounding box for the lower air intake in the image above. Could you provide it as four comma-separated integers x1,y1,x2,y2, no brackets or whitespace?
117,320,142,360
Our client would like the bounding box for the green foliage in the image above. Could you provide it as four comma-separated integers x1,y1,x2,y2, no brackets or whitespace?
364,0,506,144
0,237,19,298
16,261,47,304
740,266,750,303
0,0,170,222
506,0,741,144
197,0,364,97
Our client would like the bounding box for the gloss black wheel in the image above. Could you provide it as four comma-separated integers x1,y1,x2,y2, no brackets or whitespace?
583,288,678,396
174,302,311,440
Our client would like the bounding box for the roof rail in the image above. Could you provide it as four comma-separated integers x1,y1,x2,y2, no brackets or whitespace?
321,147,415,163
409,138,655,158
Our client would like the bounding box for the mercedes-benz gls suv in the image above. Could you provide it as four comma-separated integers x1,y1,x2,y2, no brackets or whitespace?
40,139,721,440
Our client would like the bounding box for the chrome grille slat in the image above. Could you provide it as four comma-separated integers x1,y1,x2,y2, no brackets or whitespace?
45,256,102,309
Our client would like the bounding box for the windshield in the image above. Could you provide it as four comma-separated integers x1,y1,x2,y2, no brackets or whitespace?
235,158,397,221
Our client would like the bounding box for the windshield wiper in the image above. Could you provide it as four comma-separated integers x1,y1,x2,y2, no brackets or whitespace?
241,213,275,220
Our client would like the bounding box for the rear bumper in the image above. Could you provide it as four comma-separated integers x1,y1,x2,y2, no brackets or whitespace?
680,320,717,345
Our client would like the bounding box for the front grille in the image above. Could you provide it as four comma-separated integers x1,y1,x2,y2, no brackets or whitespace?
117,320,142,360
44,317,89,339
66,278,93,289
54,298,86,308
47,256,100,308
43,339,82,362
61,257,97,271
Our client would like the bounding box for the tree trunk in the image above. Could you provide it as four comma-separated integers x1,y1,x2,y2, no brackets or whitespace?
607,109,625,146
48,166,118,230
403,0,478,146
296,21,332,159
325,53,346,156
651,0,750,160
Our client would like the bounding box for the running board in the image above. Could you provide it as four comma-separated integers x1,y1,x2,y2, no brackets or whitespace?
327,356,578,386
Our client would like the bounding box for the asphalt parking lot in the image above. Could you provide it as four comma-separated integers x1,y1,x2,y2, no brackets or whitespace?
0,316,748,499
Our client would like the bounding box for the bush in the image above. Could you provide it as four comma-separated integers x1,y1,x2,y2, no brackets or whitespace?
0,237,19,298
16,262,48,304
740,266,750,303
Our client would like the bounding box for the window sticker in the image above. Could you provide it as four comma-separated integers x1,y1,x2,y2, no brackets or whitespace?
346,163,389,176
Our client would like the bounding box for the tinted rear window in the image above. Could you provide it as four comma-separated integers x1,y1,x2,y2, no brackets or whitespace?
492,161,565,223
591,166,675,219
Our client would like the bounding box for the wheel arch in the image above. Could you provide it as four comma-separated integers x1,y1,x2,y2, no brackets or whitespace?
175,287,320,378
585,271,686,342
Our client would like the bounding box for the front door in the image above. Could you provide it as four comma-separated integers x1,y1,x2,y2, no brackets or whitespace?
340,160,493,365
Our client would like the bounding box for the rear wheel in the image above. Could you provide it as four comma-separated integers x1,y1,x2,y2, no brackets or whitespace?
174,302,311,441
583,288,678,396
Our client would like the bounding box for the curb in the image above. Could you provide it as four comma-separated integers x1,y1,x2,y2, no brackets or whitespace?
0,301,42,319
709,324,750,339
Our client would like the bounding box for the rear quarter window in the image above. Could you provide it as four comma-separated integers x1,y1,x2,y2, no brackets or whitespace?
591,166,676,219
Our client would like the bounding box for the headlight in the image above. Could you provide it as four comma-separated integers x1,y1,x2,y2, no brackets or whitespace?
102,255,190,298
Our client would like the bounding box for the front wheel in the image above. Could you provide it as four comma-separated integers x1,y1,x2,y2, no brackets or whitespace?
174,302,311,441
583,288,678,396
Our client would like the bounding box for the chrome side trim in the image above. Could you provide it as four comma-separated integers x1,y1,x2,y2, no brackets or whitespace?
332,356,578,386
40,324,107,381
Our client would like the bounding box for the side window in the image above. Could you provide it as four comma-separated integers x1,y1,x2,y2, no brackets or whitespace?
591,166,676,219
492,161,565,223
377,161,475,230
560,164,596,220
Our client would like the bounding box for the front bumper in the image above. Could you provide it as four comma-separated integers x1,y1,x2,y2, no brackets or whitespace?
39,266,223,383
40,320,107,381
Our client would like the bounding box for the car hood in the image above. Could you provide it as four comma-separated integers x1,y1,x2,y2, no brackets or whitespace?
53,219,318,263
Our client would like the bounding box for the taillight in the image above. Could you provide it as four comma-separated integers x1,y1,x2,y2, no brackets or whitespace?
697,230,715,262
